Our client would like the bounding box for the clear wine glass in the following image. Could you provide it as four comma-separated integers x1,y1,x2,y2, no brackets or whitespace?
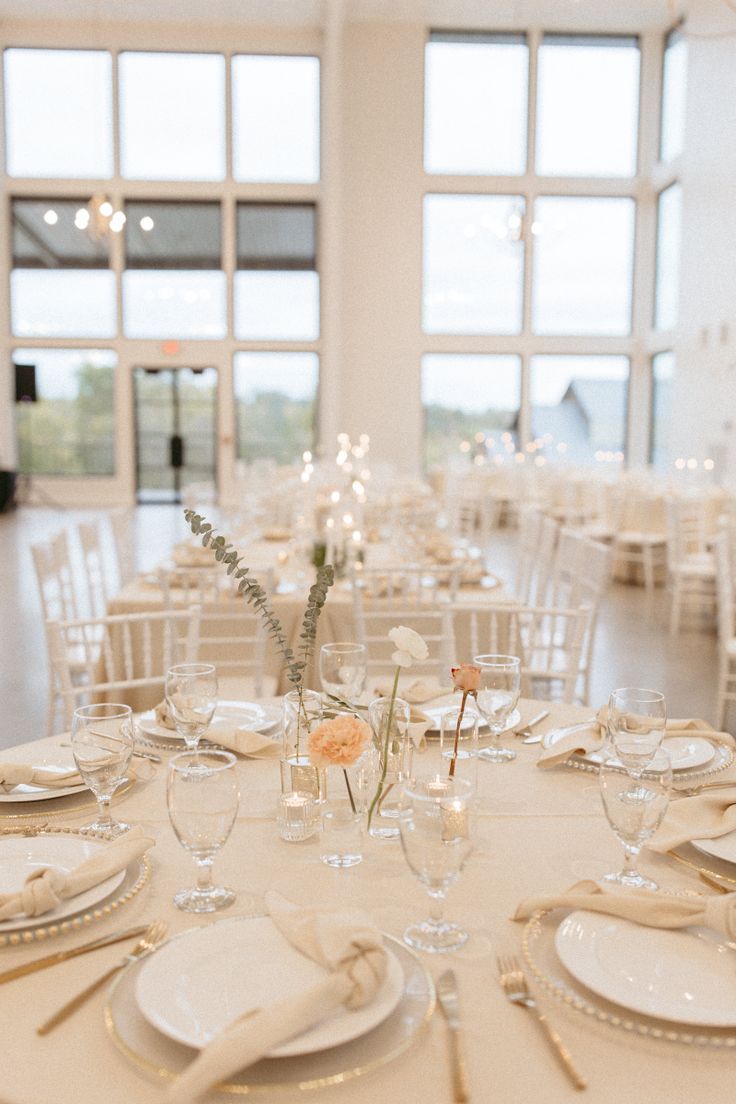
473,655,521,763
399,776,475,952
599,746,672,890
71,703,134,838
167,749,240,913
608,687,667,776
319,643,367,705
165,663,218,749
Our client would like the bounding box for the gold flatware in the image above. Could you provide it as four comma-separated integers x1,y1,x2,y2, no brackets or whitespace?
36,919,168,1035
436,969,470,1103
496,954,586,1091
515,710,550,743
673,780,736,798
667,848,736,888
0,925,148,985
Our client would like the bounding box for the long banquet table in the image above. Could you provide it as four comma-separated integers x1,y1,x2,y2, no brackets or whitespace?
1,695,733,1104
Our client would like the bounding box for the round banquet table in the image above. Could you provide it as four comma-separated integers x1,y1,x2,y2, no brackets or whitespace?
0,696,734,1104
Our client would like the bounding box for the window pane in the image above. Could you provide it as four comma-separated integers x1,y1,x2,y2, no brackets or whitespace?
4,49,112,178
424,34,528,175
651,351,674,469
233,55,319,183
125,202,221,268
120,52,225,180
12,271,116,338
237,203,315,267
536,36,639,177
422,354,521,468
423,195,524,334
13,348,115,474
654,183,682,331
531,196,634,335
661,31,687,162
530,354,629,462
234,272,319,340
123,271,226,339
234,352,318,463
12,199,109,268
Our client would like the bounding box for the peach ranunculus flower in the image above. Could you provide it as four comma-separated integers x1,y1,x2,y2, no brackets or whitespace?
308,715,372,768
451,664,481,694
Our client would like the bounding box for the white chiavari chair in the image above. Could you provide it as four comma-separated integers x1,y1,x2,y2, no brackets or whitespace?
77,520,113,619
107,507,137,588
665,497,717,635
715,531,736,729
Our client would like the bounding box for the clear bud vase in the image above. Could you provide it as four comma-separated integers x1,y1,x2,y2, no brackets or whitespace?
280,689,327,802
367,695,412,840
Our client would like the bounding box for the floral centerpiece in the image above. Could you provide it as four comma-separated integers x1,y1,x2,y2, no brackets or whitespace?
307,714,372,812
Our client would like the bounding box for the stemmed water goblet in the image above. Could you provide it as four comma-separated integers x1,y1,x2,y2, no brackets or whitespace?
599,746,672,890
398,776,475,952
608,687,667,775
165,663,218,749
319,643,367,706
474,655,521,763
70,703,135,838
167,749,240,913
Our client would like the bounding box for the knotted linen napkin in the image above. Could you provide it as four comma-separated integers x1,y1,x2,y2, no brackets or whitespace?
513,878,736,940
153,701,277,759
371,678,448,705
165,891,387,1104
537,708,731,770
647,787,736,852
0,764,82,794
0,825,154,921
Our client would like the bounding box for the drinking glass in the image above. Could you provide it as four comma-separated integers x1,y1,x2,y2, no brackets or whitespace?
71,703,134,838
599,747,672,890
320,801,363,867
474,655,521,763
167,749,240,913
399,776,475,952
439,707,479,789
165,663,218,750
319,643,367,704
367,695,412,839
608,687,667,776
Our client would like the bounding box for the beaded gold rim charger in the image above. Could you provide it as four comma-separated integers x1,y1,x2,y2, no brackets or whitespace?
0,824,150,948
522,907,736,1048
105,930,435,1094
0,776,135,822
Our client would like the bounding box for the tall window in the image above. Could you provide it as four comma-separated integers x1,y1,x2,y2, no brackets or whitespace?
233,352,319,464
651,351,674,469
660,29,687,163
654,183,682,331
423,32,640,465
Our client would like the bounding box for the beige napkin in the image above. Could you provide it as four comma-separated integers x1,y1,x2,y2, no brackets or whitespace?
513,878,736,939
154,700,176,730
166,891,387,1104
0,764,82,794
207,722,280,759
537,708,731,770
372,678,447,704
0,825,154,921
648,787,736,852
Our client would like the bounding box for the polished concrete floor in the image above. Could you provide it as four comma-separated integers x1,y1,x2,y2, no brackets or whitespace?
0,504,723,750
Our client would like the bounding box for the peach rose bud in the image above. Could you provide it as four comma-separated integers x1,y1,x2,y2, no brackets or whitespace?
451,664,481,693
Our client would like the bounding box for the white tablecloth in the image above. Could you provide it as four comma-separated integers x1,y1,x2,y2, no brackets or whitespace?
0,697,733,1103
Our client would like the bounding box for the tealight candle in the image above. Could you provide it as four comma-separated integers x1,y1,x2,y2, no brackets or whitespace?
277,791,316,842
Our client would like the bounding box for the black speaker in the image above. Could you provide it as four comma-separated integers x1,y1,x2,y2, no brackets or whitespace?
15,363,37,403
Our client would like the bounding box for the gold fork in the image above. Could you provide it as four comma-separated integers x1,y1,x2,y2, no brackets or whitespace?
496,954,587,1091
37,919,168,1036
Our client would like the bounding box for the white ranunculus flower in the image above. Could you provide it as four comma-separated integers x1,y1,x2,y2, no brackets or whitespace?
388,625,429,668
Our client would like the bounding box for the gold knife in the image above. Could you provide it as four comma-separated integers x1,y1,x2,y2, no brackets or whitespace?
436,969,471,1103
0,924,148,985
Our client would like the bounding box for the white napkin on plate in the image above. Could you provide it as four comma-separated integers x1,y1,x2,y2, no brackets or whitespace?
165,891,387,1104
207,722,280,759
0,825,154,921
371,678,448,704
0,764,82,794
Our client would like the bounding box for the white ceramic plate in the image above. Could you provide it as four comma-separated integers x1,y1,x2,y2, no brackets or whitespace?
555,911,736,1027
135,915,405,1056
541,726,716,772
421,695,519,737
0,763,87,804
137,700,271,742
0,836,126,932
692,829,736,865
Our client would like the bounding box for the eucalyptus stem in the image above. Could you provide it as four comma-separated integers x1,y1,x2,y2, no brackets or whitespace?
367,666,400,828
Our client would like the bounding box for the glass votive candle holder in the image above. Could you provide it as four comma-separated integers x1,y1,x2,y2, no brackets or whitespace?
439,707,479,789
277,791,317,842
320,801,363,867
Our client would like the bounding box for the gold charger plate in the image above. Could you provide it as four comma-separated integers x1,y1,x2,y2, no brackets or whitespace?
0,775,135,822
105,931,435,1094
0,824,150,947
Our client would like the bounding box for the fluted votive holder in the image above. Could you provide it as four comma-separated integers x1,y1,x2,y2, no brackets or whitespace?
277,791,317,842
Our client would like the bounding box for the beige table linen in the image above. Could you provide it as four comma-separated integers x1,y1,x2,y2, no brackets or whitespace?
2,697,735,1104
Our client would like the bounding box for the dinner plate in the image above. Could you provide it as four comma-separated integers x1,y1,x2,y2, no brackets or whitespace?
555,910,736,1027
0,763,87,804
692,829,736,865
541,726,716,772
0,835,126,933
137,700,271,742
135,915,405,1056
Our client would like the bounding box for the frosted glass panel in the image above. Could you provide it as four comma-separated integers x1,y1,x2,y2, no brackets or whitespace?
233,55,319,183
11,270,116,338
123,271,227,338
234,271,319,340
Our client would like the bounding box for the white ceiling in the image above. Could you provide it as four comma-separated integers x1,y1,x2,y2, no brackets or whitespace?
0,0,682,31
